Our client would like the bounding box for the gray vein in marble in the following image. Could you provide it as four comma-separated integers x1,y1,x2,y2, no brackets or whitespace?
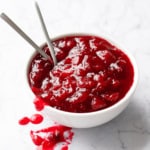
117,128,150,150
117,130,127,150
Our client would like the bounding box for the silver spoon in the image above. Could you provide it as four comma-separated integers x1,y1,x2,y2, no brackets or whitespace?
35,1,57,65
0,13,50,60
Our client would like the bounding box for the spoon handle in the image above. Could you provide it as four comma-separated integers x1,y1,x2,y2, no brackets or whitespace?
0,13,50,60
35,2,57,65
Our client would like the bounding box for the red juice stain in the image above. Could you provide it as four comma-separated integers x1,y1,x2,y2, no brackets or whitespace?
19,114,43,125
30,114,44,124
61,145,69,150
30,125,74,150
18,116,30,125
33,97,45,111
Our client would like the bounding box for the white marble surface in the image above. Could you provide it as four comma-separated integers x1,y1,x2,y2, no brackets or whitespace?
0,0,150,150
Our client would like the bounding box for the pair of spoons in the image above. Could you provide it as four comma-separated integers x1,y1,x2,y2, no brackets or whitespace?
0,2,57,65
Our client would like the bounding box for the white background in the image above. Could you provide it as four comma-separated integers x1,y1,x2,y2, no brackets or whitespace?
0,0,150,150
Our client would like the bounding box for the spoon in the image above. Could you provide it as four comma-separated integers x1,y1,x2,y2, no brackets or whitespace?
35,1,57,66
0,13,50,60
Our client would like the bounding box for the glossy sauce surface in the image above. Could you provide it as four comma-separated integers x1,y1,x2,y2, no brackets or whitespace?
28,35,134,113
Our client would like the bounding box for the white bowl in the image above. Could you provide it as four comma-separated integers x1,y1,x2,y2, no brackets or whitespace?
26,33,138,128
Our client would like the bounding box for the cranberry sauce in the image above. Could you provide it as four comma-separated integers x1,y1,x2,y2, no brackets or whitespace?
30,125,74,150
28,35,134,113
18,114,74,150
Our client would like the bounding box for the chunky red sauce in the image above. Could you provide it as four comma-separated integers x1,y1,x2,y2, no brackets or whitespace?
28,35,134,113
19,114,74,150
30,125,74,150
